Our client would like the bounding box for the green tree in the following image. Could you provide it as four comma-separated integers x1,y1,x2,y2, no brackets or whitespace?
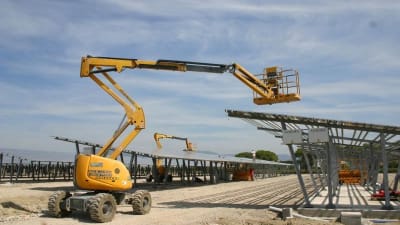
256,150,278,161
235,150,278,162
235,152,253,158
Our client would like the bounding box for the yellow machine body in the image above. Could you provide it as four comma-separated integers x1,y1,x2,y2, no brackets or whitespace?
75,154,132,191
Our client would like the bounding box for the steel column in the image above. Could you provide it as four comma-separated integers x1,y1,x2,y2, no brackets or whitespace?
281,122,312,207
209,161,215,184
380,133,393,210
325,139,335,209
302,144,319,196
314,150,326,189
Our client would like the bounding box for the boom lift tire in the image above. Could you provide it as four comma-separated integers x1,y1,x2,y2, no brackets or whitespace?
130,190,152,215
87,193,117,223
48,191,71,218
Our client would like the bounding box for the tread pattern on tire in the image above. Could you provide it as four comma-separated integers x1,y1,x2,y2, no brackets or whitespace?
131,190,152,215
87,193,117,223
48,190,71,218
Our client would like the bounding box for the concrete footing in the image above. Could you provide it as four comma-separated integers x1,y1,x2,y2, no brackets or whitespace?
340,212,362,225
282,208,293,220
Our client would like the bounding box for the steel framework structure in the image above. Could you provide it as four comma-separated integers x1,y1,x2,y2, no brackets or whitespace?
53,136,293,185
226,110,400,210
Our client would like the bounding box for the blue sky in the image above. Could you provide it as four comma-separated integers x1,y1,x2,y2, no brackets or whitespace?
1,0,400,160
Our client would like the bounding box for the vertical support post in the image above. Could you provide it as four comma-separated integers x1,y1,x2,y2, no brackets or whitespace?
288,143,312,207
262,165,266,178
313,153,324,188
224,162,227,181
370,143,379,192
394,159,400,191
182,159,186,182
68,162,72,180
62,162,66,180
372,159,379,192
316,150,327,189
187,160,191,182
380,133,393,210
152,157,158,183
129,152,134,178
48,161,52,180
359,151,365,185
325,138,335,209
10,155,15,183
75,141,80,154
330,141,339,196
194,160,199,181
131,152,137,185
175,159,181,182
397,159,400,187
16,158,23,181
199,161,204,182
281,122,312,208
367,143,373,187
209,161,215,184
53,161,60,180
302,144,319,196
38,161,41,181
31,161,35,181
0,153,3,182
163,158,172,183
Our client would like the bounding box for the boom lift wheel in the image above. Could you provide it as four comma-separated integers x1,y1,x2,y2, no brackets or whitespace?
130,190,152,215
48,191,71,218
87,193,117,223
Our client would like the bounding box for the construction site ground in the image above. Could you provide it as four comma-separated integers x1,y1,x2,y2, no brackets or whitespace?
0,174,398,225
299,182,400,219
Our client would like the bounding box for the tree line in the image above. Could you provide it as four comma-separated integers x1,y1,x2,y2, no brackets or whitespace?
235,150,279,162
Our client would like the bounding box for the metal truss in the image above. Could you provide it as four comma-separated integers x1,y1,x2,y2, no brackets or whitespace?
227,110,400,210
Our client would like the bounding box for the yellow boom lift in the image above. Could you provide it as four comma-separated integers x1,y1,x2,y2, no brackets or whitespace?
154,132,195,151
48,56,301,223
150,132,195,182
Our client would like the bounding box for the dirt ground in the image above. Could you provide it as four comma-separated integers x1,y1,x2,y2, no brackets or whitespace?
0,175,394,225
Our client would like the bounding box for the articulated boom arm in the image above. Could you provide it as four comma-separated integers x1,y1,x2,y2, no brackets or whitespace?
154,132,194,151
81,56,301,105
80,56,300,159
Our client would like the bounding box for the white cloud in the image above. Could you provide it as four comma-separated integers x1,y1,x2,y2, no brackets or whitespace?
99,1,400,18
1,0,400,159
303,78,400,99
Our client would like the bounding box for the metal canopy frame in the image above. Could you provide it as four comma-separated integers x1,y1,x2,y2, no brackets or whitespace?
53,136,293,185
226,109,400,210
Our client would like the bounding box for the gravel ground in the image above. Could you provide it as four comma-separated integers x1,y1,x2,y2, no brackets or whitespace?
0,174,396,225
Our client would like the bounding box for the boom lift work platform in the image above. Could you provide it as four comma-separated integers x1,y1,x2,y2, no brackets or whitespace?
48,56,301,223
